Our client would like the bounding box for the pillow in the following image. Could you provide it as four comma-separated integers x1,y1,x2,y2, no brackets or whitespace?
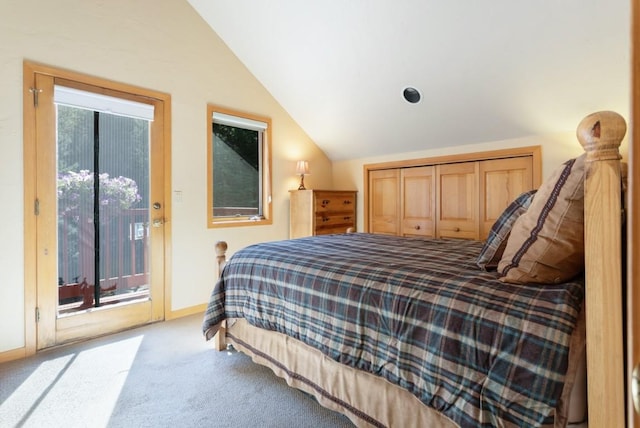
476,189,537,271
498,154,586,284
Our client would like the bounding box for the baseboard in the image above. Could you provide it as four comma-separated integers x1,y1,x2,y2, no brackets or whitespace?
0,346,27,364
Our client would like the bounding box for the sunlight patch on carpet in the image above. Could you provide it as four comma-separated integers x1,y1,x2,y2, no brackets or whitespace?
0,335,143,428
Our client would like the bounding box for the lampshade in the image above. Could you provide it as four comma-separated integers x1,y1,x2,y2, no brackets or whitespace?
296,160,310,175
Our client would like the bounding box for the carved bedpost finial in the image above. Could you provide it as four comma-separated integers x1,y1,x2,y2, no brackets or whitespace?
215,240,228,257
215,241,228,278
576,111,626,161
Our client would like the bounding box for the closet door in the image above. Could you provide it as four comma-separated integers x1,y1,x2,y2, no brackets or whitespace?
400,166,435,237
436,162,479,240
369,169,399,235
479,157,534,240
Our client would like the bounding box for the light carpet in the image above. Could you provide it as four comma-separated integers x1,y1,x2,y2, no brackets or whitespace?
0,314,354,428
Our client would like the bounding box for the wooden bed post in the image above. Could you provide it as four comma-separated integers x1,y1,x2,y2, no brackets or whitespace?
215,240,228,275
213,240,228,351
576,111,626,428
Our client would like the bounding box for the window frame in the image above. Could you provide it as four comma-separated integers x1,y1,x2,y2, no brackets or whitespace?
206,104,272,228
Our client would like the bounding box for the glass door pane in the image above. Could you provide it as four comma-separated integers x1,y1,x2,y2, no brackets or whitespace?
56,104,151,315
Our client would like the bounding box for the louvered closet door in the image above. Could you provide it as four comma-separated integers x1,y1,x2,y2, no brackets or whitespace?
436,162,479,240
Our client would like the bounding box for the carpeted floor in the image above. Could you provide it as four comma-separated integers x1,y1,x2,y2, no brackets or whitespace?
0,314,354,428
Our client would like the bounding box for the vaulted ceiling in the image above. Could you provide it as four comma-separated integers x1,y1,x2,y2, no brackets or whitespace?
187,0,630,161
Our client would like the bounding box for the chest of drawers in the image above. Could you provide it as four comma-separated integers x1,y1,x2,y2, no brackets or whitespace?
290,190,357,238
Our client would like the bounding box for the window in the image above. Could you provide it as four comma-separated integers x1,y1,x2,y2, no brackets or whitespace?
207,105,272,228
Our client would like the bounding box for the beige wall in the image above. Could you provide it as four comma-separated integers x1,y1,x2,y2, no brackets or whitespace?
0,0,332,354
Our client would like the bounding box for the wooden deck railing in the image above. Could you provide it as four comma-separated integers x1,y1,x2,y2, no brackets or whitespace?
58,208,149,305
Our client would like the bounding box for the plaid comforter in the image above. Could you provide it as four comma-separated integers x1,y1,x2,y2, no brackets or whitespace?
202,233,584,427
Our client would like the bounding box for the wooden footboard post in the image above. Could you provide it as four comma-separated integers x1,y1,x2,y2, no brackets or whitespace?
213,241,228,351
576,111,626,428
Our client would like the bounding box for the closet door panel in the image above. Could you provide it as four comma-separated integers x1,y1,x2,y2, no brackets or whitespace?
479,157,534,240
436,162,479,240
401,166,435,237
369,169,399,235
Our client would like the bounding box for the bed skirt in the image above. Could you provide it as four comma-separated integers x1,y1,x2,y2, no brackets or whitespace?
221,308,586,428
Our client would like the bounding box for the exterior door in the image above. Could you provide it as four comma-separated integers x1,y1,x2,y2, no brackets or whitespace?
25,63,170,350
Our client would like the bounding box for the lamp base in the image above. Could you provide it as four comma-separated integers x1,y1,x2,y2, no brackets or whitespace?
298,175,306,190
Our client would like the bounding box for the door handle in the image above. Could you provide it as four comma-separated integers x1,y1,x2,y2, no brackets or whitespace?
633,364,640,415
152,218,164,228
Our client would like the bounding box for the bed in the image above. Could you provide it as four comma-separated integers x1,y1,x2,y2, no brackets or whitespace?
202,111,626,427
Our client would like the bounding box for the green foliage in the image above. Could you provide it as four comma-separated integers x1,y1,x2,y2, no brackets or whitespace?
213,124,260,212
214,123,259,169
57,170,141,216
56,105,150,206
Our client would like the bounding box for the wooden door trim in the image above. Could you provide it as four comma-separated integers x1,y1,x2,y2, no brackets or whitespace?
630,0,640,424
23,62,38,356
23,61,172,354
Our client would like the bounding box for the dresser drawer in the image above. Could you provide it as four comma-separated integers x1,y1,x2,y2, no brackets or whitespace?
314,193,356,213
315,212,355,227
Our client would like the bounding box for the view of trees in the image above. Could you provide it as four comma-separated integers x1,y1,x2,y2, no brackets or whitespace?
56,105,150,297
212,123,260,215
57,105,149,206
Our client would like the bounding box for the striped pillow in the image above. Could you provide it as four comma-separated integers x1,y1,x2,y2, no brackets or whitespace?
498,154,585,284
476,189,537,271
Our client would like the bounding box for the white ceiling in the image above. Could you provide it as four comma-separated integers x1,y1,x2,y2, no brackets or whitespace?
187,0,630,161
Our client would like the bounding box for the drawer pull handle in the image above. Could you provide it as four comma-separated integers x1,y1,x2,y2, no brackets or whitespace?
343,200,352,205
414,225,421,230
454,227,460,232
344,216,351,221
